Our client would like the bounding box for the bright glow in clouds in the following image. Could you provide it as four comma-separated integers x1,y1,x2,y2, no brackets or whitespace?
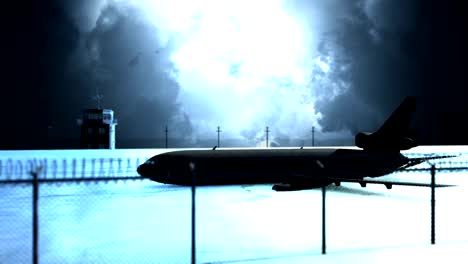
117,0,343,144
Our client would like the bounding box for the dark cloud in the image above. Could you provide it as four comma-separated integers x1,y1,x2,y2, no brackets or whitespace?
2,1,196,148
314,1,415,133
58,2,195,147
313,0,468,144
2,0,468,149
83,4,181,135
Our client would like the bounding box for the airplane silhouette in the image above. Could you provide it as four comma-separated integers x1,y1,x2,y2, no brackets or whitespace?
138,97,454,191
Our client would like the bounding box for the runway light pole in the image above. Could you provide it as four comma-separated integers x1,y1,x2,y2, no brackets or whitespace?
217,126,222,148
165,126,168,148
312,126,315,147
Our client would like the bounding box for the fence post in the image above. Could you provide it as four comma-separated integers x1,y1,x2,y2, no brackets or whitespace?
31,168,41,264
189,162,196,264
431,165,436,245
322,185,326,254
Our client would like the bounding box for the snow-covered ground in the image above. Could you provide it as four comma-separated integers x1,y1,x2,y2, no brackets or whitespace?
1,146,468,263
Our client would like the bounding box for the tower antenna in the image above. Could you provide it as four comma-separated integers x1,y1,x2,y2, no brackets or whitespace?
93,86,103,109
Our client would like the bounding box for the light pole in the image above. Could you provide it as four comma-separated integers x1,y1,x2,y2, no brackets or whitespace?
312,126,315,147
165,125,168,148
217,126,222,147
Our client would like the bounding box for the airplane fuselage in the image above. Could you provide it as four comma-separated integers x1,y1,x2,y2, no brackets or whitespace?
137,148,409,187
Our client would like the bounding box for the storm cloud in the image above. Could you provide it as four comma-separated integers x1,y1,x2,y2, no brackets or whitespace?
312,0,424,134
4,0,467,149
311,0,468,144
63,0,327,147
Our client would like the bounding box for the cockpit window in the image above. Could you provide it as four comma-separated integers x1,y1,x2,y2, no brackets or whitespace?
145,159,156,165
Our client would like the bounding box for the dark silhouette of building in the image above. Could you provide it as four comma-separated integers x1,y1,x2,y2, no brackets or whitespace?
77,109,117,149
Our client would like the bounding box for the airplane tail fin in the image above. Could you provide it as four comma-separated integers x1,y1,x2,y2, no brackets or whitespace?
376,96,416,137
355,96,417,151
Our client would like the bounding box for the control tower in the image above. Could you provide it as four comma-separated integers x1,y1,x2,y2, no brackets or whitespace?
77,109,117,149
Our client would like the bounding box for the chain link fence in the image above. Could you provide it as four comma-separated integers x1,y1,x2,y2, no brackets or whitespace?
0,153,193,263
1,150,468,263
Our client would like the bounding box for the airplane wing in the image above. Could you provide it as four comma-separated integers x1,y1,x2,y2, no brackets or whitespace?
272,178,455,191
328,178,455,189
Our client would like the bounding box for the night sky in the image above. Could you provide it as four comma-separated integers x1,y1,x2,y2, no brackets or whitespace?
2,0,468,149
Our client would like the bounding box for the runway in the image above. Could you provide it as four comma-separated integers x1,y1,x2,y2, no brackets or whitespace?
1,147,468,263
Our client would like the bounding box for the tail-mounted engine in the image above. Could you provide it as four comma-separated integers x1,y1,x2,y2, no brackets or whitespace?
355,132,417,151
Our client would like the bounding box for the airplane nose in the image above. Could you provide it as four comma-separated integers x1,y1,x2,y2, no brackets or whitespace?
137,163,150,178
137,160,167,183
137,164,142,174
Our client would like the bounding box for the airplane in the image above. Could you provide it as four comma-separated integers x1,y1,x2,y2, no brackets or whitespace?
137,96,454,191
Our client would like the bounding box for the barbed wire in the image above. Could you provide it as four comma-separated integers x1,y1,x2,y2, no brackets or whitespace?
0,156,149,181
1,154,467,185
